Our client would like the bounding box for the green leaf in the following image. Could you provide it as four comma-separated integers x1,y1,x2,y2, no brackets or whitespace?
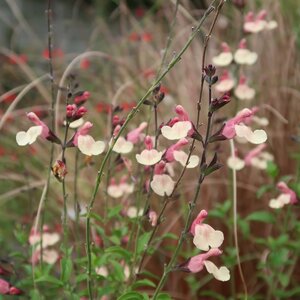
117,291,144,300
266,161,279,179
256,184,273,198
137,232,151,254
132,279,156,289
108,205,123,219
35,275,64,287
61,250,73,283
156,293,172,300
105,246,131,261
246,211,275,223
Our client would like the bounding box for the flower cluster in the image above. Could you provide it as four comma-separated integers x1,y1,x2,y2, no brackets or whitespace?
179,210,230,281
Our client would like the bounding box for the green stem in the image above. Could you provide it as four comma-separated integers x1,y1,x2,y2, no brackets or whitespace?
85,4,216,299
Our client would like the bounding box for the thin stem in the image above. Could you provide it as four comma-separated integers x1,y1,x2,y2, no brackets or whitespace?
85,5,216,299
229,139,248,300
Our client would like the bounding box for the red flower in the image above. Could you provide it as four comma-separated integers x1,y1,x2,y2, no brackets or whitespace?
120,101,135,111
141,32,153,42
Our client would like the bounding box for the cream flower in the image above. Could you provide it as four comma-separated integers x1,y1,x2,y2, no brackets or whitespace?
78,135,105,156
16,126,43,146
161,121,192,140
193,224,224,251
234,49,258,65
269,194,291,209
150,174,175,196
173,151,199,168
127,206,143,218
111,137,133,154
234,83,255,100
204,261,230,282
235,124,267,144
136,149,163,166
227,156,245,171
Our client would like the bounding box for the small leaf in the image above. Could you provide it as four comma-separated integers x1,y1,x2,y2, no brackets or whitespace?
137,232,151,254
105,246,131,261
266,161,279,179
61,254,73,283
256,184,273,198
246,211,275,223
35,275,64,287
156,293,172,300
117,291,144,300
132,279,156,289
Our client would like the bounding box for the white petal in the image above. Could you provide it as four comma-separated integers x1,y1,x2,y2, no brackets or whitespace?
252,116,269,127
78,135,105,156
235,124,267,144
127,206,143,218
161,121,192,140
234,85,255,100
95,266,108,277
42,232,60,248
136,149,163,166
269,194,291,209
234,49,258,65
43,249,59,264
16,126,42,146
111,137,133,154
107,185,123,198
266,20,278,30
69,118,84,128
212,52,233,67
119,183,134,194
204,261,230,281
250,157,267,170
227,157,245,170
150,174,175,196
215,79,235,93
173,151,199,168
193,224,224,251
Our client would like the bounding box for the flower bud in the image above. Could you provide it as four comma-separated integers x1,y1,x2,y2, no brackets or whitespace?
66,104,77,119
232,0,247,9
74,91,90,106
51,160,67,182
75,106,87,119
210,93,231,113
204,64,216,77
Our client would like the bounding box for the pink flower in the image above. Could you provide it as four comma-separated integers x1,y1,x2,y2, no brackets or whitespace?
127,122,148,144
190,210,208,236
277,182,298,204
222,108,253,139
150,174,175,196
0,279,10,294
148,210,158,226
165,138,188,162
74,91,90,106
180,248,222,273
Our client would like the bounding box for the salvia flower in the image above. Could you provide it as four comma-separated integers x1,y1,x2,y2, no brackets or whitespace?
74,91,90,106
16,112,59,146
244,10,277,33
193,223,224,251
215,70,235,93
136,135,163,166
150,174,175,196
161,105,193,140
212,43,233,67
111,125,133,154
0,279,22,295
234,123,267,144
277,182,298,205
74,122,105,156
227,149,245,171
203,260,230,281
269,194,291,209
148,210,158,226
234,75,256,100
234,39,258,65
